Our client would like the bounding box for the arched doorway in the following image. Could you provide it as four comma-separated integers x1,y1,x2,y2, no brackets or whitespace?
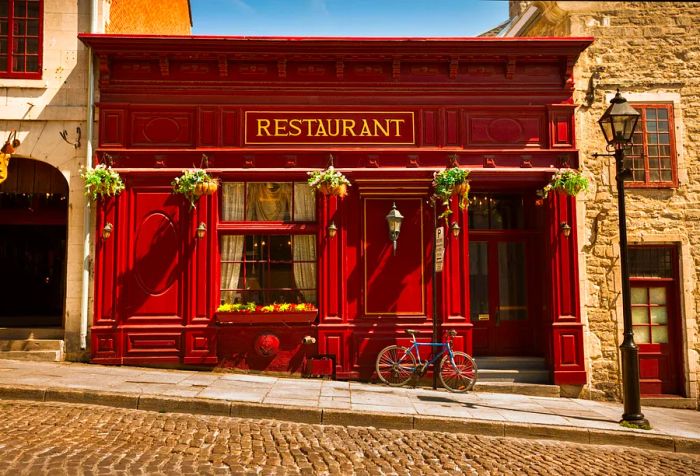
0,158,68,327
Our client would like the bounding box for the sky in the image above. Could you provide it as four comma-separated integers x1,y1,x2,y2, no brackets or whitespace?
190,0,510,37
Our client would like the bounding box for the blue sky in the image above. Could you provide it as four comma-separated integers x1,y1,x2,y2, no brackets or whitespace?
190,0,510,37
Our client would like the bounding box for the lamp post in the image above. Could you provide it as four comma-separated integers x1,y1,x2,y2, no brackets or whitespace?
597,90,648,426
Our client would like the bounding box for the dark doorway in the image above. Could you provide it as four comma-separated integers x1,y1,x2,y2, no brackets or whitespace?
0,158,68,327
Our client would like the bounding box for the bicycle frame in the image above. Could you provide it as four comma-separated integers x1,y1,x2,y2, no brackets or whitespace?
404,338,456,371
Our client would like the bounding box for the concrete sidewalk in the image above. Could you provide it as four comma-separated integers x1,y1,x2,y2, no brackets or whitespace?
0,359,698,454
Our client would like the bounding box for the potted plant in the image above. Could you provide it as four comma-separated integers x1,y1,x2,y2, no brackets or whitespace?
171,168,218,209
80,164,125,201
432,166,470,222
307,166,351,197
539,169,589,199
216,302,318,324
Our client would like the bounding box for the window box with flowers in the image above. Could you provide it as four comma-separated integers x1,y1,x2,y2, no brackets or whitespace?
215,302,318,324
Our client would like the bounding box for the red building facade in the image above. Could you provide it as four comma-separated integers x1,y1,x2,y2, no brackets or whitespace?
80,35,591,386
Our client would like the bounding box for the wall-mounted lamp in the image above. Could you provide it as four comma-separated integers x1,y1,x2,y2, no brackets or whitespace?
196,222,207,239
327,221,337,238
560,222,572,238
385,202,404,255
450,222,461,238
102,222,113,240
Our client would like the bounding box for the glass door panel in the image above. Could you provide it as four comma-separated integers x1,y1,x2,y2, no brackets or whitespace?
497,242,528,322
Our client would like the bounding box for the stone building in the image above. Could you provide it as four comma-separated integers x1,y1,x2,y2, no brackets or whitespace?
0,0,191,361
502,1,699,408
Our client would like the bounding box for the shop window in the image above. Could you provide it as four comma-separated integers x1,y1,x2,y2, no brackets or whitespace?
625,104,677,187
467,194,524,230
219,182,317,306
0,0,42,79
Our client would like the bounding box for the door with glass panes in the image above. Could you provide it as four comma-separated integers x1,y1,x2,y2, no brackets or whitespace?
468,194,538,356
629,246,682,396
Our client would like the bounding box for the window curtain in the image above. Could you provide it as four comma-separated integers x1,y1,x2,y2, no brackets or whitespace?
220,183,244,304
246,183,291,221
292,235,316,304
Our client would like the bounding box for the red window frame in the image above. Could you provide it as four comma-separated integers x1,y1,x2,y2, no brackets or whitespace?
0,0,43,79
625,104,678,188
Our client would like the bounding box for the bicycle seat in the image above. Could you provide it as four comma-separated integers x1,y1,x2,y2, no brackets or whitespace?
404,329,419,336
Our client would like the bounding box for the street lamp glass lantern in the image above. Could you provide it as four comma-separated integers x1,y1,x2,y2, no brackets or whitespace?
385,202,404,255
598,90,641,146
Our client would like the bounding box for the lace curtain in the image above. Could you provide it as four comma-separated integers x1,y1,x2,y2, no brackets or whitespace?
220,183,244,304
293,184,317,303
246,183,291,221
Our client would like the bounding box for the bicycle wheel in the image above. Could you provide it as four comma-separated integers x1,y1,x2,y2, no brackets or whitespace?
376,345,416,387
439,351,477,393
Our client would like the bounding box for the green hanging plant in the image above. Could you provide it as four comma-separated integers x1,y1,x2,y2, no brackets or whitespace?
171,168,218,209
432,166,470,222
307,165,351,197
540,169,589,199
80,164,125,201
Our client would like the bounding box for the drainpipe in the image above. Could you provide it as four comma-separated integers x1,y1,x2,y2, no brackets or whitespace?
79,0,99,350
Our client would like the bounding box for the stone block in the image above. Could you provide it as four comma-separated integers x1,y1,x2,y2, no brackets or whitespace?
0,384,46,401
675,437,700,455
322,408,413,430
588,429,675,452
413,416,504,437
46,388,138,409
505,423,590,444
231,402,322,424
139,395,230,416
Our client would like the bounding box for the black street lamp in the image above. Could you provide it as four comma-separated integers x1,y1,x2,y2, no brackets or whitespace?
597,90,649,426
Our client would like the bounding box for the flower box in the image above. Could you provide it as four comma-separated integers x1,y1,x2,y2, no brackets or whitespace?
215,311,318,325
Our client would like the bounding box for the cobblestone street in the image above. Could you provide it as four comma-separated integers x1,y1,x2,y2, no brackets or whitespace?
0,401,697,475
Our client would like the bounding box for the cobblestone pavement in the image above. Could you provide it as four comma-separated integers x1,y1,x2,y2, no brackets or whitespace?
0,401,698,476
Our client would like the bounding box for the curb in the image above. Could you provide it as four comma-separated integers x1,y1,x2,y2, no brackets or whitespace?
1,384,698,455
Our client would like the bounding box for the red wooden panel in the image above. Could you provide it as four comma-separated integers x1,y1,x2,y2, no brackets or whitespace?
124,188,184,322
131,110,195,147
467,114,543,147
552,323,586,385
363,198,425,316
222,109,238,146
548,106,575,148
100,110,125,147
95,199,118,324
559,333,577,365
445,109,460,146
422,110,437,146
191,199,210,323
217,326,312,372
90,329,121,364
184,328,218,364
198,108,219,146
125,332,181,355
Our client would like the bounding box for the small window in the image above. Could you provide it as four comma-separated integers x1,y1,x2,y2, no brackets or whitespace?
625,104,677,187
629,247,673,278
468,194,524,230
0,0,43,79
218,181,317,307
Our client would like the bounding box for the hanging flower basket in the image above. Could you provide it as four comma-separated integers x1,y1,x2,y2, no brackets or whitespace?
171,168,219,209
80,164,125,202
215,302,318,324
431,166,470,222
539,169,589,199
308,166,351,197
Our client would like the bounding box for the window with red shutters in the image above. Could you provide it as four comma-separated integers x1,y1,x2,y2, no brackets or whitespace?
0,0,42,79
625,104,678,188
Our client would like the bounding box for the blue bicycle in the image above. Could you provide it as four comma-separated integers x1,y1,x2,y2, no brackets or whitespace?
375,329,477,392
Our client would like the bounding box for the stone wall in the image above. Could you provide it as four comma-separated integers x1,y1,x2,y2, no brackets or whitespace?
513,1,700,404
106,0,191,35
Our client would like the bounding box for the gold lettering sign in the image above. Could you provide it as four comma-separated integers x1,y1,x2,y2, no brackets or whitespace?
244,111,415,145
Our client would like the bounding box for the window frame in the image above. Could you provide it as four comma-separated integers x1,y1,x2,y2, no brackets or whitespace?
0,0,43,80
625,103,678,189
216,180,319,306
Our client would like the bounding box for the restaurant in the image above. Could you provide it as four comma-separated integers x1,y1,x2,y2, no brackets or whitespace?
79,34,592,386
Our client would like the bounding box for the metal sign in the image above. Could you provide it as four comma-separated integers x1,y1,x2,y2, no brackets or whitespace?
435,226,445,272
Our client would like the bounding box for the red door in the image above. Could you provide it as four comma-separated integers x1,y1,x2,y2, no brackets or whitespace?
632,281,681,395
469,237,535,355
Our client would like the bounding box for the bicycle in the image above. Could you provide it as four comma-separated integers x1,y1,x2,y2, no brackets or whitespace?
375,329,477,393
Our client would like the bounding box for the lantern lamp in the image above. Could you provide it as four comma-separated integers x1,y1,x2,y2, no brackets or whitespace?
385,202,404,255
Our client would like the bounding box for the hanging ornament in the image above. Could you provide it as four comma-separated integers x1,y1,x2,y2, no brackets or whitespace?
0,130,21,185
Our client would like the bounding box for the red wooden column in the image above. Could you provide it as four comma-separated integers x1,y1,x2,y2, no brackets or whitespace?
441,198,472,354
91,196,122,364
548,192,586,385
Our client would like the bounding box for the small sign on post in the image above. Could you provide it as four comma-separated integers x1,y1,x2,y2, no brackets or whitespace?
435,226,445,272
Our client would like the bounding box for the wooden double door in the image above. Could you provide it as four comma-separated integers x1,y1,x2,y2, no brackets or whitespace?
469,233,540,356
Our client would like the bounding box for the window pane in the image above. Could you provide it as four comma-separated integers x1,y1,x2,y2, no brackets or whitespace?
0,21,7,36
13,1,26,17
634,326,650,344
647,134,658,144
657,108,668,120
25,54,37,71
658,134,669,145
26,38,37,53
246,183,291,221
649,287,666,304
658,121,668,132
293,182,315,221
0,56,6,71
269,235,292,261
13,38,24,53
219,235,244,304
661,170,672,181
631,287,647,304
27,1,39,18
629,247,673,278
646,121,656,132
11,55,23,71
26,19,38,35
651,326,668,344
650,307,667,324
646,108,657,120
0,1,8,16
498,242,527,321
0,38,6,53
649,158,659,170
632,307,648,325
469,242,489,322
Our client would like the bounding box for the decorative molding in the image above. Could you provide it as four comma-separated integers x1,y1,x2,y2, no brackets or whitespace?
506,56,516,80
392,58,401,80
336,59,344,80
449,58,459,80
277,59,287,79
159,56,170,77
218,55,228,78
